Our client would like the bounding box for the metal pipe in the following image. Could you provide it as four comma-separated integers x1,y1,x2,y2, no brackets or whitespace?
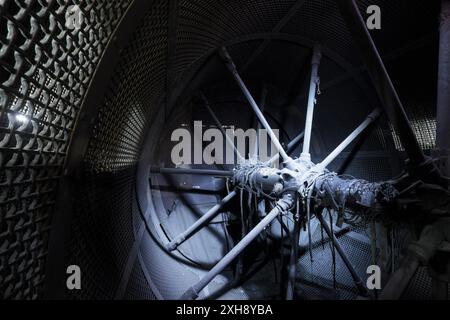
219,47,290,162
252,86,268,159
165,190,237,251
436,0,450,176
336,0,432,173
287,131,305,155
201,93,245,163
179,193,294,300
316,210,368,296
317,108,381,170
151,167,234,177
301,43,322,161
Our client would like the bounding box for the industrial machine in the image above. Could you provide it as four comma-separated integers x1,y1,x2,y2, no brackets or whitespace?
0,0,449,300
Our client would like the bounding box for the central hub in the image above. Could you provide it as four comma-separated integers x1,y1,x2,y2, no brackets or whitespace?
232,157,398,211
232,157,324,199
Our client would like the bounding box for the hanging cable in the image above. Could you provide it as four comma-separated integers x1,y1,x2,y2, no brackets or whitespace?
329,210,337,289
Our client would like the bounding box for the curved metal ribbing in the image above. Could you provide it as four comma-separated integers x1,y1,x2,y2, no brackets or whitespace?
0,0,131,299
68,0,170,299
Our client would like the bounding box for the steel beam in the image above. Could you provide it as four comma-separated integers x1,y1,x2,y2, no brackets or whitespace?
436,0,450,176
165,190,237,251
316,210,368,296
201,93,246,163
301,43,322,161
219,47,290,162
180,193,294,300
317,108,381,170
150,167,233,177
268,131,304,165
336,0,445,185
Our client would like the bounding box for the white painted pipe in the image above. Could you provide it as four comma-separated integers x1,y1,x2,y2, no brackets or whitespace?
300,43,322,161
220,47,290,162
317,108,382,170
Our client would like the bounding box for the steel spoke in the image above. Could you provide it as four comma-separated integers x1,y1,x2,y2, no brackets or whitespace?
179,193,294,300
316,210,368,296
219,47,290,162
165,190,238,252
316,108,382,171
151,167,233,177
336,0,447,188
300,43,322,161
200,93,246,163
150,185,222,194
267,131,304,166
286,131,305,155
251,86,268,159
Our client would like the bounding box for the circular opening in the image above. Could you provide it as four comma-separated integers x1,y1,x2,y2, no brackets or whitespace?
136,39,390,300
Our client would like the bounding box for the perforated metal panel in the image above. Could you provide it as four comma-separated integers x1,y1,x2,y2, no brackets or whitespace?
84,0,169,173
402,267,433,300
390,105,437,151
171,0,297,87
67,0,170,300
0,0,131,299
